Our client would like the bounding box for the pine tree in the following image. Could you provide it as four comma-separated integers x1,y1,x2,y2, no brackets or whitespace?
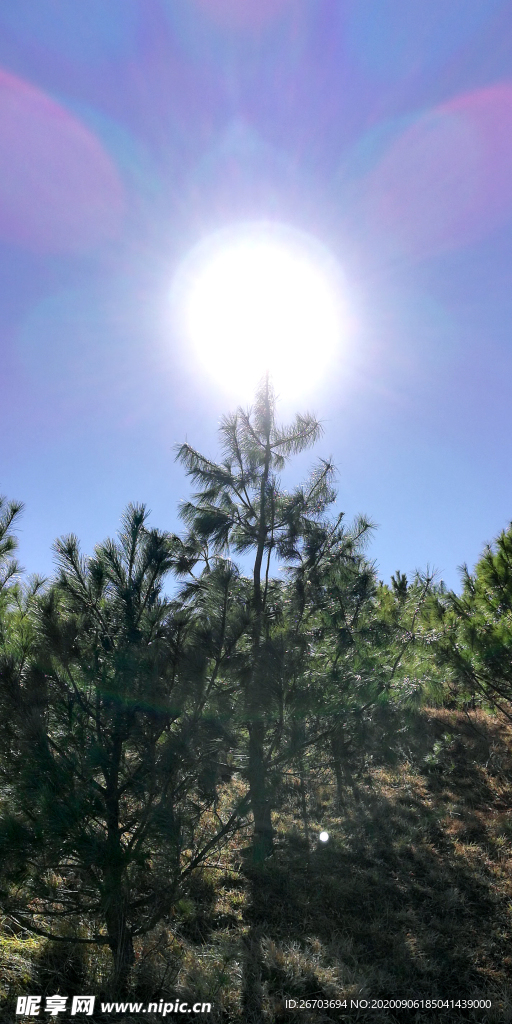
176,376,343,860
430,523,512,721
0,504,245,993
0,494,24,601
280,531,435,810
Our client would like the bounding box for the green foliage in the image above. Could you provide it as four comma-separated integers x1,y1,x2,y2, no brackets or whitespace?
279,540,435,810
0,504,247,991
0,495,27,674
174,377,436,861
176,376,342,861
0,494,24,598
422,732,455,771
0,933,42,1001
10,391,512,1008
429,523,512,719
5,708,511,1022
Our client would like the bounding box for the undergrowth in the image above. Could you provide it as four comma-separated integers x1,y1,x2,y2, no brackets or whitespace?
2,708,512,1023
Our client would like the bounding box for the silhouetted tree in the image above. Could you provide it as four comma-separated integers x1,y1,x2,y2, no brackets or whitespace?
0,505,245,993
176,376,356,860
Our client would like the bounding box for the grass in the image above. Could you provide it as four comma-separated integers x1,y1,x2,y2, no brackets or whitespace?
2,707,512,1022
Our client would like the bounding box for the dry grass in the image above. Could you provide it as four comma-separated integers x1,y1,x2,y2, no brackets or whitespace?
2,708,512,1022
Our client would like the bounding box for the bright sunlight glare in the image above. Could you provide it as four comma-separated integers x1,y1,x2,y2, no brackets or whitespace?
171,223,348,398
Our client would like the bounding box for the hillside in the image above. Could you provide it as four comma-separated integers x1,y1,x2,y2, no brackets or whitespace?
2,707,512,1023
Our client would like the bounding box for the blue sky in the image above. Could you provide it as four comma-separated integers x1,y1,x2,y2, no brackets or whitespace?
2,0,512,590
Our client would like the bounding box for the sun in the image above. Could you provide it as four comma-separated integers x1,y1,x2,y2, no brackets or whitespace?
171,223,348,398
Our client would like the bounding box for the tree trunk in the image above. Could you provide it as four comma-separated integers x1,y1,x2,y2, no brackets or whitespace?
247,401,274,864
248,720,273,862
330,728,345,811
241,923,264,1024
104,877,135,996
104,738,134,995
298,760,311,866
330,726,360,807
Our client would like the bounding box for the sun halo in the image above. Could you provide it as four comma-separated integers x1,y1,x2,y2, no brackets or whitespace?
172,223,347,399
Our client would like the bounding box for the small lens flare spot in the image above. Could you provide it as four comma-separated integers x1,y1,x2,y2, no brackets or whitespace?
319,831,329,843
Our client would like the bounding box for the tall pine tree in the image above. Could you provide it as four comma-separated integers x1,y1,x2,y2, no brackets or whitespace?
176,376,343,860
